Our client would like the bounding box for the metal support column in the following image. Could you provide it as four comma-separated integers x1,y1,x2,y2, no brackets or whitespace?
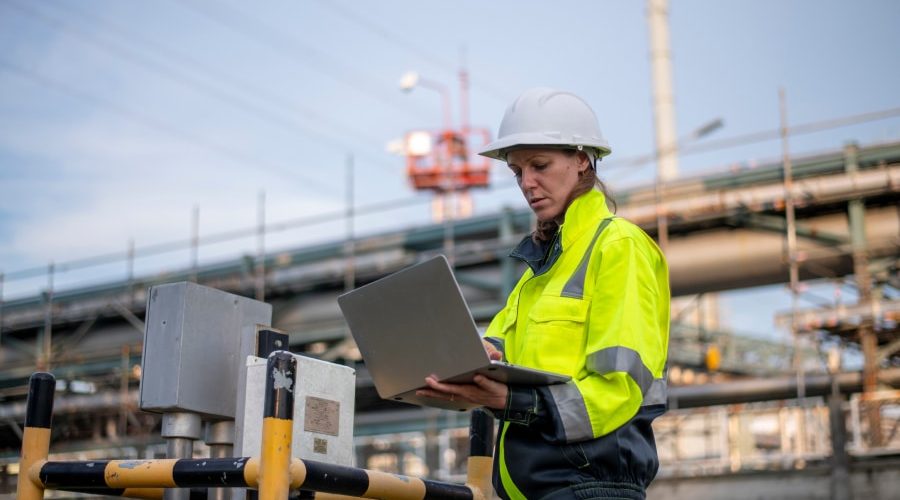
127,239,135,309
206,421,236,500
119,345,130,437
779,90,809,464
444,204,456,268
190,206,200,283
845,141,881,446
828,376,851,500
40,263,54,371
161,412,202,500
344,156,355,294
424,424,441,481
499,208,516,299
256,191,266,302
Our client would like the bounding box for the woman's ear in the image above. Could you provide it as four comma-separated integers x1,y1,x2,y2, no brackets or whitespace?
576,151,591,172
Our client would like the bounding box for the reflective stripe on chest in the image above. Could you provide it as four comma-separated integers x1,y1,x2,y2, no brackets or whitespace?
504,217,615,368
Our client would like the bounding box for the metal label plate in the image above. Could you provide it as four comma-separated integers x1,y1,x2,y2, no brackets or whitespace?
304,396,340,436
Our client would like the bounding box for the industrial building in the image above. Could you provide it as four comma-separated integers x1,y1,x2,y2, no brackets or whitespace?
2,1,899,498
1,139,897,498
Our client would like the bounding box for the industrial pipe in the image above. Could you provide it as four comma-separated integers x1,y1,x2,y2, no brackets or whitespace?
669,367,900,409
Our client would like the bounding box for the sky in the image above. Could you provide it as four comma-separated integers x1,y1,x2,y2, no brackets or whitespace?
1,0,899,343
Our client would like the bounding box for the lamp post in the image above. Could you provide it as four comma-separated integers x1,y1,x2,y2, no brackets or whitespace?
399,71,458,262
400,71,453,131
396,69,491,230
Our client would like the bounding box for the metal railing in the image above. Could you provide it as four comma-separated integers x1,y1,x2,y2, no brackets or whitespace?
15,355,496,500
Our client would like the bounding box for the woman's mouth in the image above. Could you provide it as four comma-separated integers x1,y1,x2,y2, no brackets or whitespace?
529,197,547,208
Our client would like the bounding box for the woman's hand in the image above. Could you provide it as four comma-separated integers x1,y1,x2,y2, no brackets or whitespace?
416,374,508,410
483,340,503,361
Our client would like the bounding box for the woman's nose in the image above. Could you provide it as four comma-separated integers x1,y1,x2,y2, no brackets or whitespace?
520,169,538,189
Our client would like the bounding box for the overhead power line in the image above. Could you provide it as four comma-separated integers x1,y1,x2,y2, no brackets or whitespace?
174,0,429,121
317,0,457,71
5,0,396,173
683,106,900,156
46,0,389,149
0,58,334,191
314,0,509,103
605,106,900,170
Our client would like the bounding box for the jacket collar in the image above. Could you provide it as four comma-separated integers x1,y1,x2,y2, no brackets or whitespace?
509,232,557,275
559,188,613,250
510,188,612,275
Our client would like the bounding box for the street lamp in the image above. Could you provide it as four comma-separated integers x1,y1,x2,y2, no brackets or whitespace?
688,118,724,142
396,70,492,224
399,70,452,130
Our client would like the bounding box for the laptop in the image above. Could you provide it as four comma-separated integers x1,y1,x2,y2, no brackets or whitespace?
337,255,570,411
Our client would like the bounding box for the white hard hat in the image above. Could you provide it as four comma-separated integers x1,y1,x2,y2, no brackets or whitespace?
478,87,611,163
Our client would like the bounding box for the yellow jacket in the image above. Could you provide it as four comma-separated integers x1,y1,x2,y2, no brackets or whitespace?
484,188,669,499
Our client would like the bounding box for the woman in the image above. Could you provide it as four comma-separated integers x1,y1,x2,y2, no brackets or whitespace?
417,88,670,500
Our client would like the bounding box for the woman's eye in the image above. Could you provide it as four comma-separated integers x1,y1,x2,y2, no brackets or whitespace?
534,163,549,170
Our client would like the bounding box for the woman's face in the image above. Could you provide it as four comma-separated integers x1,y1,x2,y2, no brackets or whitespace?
506,148,589,222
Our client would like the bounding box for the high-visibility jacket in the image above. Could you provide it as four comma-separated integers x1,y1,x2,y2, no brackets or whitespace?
484,188,670,500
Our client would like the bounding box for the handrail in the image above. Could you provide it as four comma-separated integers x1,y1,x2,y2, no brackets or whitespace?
15,358,497,500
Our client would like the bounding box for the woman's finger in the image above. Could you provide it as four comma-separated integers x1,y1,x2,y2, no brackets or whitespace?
483,341,502,360
424,376,457,394
473,374,504,391
416,388,454,400
422,376,504,407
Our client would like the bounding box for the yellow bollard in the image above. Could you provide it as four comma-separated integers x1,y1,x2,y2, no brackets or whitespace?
465,455,493,500
17,373,55,500
258,352,296,500
465,408,495,500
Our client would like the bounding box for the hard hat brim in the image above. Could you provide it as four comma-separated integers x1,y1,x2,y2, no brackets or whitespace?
477,132,611,162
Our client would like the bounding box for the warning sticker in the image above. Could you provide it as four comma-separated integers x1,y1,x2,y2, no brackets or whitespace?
304,396,340,436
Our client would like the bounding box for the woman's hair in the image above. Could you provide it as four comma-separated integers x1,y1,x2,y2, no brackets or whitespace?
532,150,617,243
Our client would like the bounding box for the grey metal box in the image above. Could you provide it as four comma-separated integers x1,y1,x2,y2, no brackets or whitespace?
139,282,272,418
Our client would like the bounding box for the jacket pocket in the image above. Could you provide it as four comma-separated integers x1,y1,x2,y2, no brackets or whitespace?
521,296,589,375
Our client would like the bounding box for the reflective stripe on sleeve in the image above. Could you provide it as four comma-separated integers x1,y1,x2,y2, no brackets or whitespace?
548,382,594,442
643,378,668,406
587,346,667,407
